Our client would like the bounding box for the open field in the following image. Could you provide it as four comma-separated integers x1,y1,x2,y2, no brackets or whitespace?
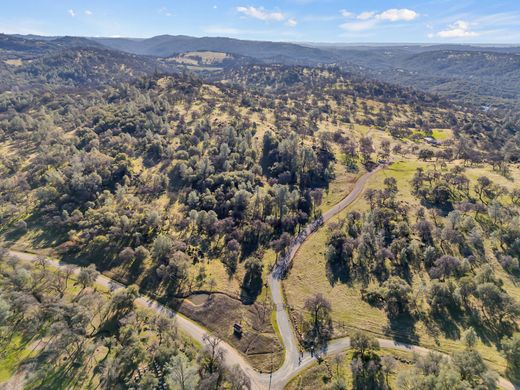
431,128,453,141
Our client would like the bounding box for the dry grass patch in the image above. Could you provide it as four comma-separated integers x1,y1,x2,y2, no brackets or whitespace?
4,59,23,67
176,290,284,372
320,160,364,213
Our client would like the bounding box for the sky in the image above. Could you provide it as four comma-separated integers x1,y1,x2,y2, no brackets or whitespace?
1,0,520,44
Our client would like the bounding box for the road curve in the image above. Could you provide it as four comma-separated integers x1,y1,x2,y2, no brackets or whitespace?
266,166,384,387
6,165,517,390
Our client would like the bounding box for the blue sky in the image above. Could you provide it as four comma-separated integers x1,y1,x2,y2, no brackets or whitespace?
1,0,520,43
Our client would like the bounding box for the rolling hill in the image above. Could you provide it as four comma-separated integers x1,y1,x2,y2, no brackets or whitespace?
6,33,520,109
92,34,337,65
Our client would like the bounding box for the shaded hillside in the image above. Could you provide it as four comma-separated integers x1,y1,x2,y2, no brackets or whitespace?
0,33,104,53
215,64,444,107
6,33,520,108
0,47,179,91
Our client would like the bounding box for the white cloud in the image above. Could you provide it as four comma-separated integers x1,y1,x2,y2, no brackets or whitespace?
286,18,297,27
236,6,285,22
68,9,76,17
340,8,418,31
357,11,376,20
377,8,417,22
84,10,93,16
434,20,479,38
236,5,297,27
159,7,172,17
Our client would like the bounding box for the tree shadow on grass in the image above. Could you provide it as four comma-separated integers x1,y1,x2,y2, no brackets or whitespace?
3,227,26,243
465,313,506,347
4,212,68,249
384,312,420,346
240,274,262,305
26,358,81,390
325,259,352,286
430,309,461,341
427,306,515,351
124,257,144,284
61,247,120,271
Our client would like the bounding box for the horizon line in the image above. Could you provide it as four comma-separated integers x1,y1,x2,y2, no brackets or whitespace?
4,32,520,47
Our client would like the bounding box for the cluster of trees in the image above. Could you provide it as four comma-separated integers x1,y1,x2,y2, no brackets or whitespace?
301,293,333,351
0,43,180,91
0,71,339,302
298,328,518,389
412,166,520,266
170,125,333,265
397,329,497,389
349,333,388,390
325,169,519,354
0,249,250,389
502,333,520,381
310,332,391,390
222,65,520,166
326,177,411,291
323,329,499,390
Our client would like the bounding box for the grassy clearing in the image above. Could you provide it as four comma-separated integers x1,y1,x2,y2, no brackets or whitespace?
285,349,414,390
177,288,284,372
431,128,453,141
4,59,23,67
464,163,520,189
0,335,33,383
284,160,519,376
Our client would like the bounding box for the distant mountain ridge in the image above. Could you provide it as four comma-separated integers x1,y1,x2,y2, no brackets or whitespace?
0,33,104,53
3,33,520,109
91,35,337,65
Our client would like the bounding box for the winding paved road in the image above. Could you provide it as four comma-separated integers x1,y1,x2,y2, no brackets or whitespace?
7,166,517,390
